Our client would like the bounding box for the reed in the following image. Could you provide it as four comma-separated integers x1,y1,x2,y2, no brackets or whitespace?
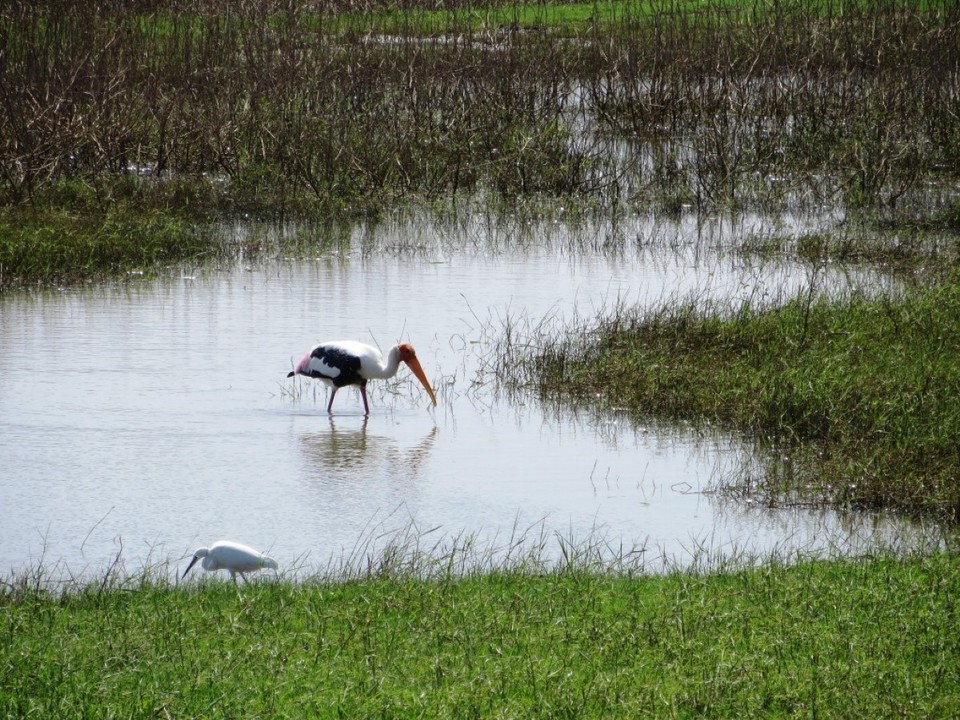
1,0,956,217
2,0,958,286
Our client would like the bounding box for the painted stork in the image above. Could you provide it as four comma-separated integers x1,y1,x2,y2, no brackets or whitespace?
182,540,278,582
287,340,437,414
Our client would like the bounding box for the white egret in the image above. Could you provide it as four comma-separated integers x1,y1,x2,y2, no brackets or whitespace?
182,540,278,582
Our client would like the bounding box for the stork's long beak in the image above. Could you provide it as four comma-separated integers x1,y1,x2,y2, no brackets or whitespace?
182,555,200,579
404,355,437,406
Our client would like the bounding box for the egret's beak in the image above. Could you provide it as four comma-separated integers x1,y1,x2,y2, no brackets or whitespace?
182,555,200,579
404,355,437,406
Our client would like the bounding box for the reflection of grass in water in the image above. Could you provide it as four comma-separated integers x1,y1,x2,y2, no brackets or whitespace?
3,522,957,717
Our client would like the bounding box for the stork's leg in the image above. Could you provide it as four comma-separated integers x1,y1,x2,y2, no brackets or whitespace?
326,387,338,413
360,386,370,415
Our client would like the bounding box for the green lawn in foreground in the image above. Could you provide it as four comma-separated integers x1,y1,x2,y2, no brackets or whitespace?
3,552,960,717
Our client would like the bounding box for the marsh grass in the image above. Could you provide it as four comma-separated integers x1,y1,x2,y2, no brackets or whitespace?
512,278,960,518
3,531,959,718
2,0,958,286
0,206,211,287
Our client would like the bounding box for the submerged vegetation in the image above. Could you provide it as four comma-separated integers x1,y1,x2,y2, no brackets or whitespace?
1,0,958,286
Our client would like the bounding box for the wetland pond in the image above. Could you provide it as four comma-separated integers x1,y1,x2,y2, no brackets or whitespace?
0,207,944,583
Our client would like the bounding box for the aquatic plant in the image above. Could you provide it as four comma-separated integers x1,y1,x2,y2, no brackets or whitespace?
512,278,960,518
1,0,956,218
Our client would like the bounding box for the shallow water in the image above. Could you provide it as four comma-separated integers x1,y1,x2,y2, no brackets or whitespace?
0,209,941,582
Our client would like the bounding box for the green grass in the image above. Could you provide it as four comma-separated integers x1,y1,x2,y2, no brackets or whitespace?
0,206,209,289
3,550,959,717
309,0,953,37
322,0,714,36
522,279,960,518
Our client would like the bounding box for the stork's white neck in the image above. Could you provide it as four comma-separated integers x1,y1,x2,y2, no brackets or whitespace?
365,344,402,380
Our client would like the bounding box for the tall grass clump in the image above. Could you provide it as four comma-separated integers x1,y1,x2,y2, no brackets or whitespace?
516,280,960,518
0,205,210,288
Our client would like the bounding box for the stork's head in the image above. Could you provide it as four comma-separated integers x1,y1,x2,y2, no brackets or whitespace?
286,351,311,378
397,343,437,407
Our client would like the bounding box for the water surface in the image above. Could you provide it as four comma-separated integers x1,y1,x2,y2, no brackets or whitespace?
0,209,939,582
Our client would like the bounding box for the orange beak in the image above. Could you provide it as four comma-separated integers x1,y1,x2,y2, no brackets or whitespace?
404,355,437,407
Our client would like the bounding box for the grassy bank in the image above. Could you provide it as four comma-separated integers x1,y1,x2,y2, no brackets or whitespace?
0,206,209,287
517,276,960,518
3,550,959,717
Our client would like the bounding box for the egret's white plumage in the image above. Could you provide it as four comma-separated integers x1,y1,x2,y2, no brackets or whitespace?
182,540,278,582
287,340,437,414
